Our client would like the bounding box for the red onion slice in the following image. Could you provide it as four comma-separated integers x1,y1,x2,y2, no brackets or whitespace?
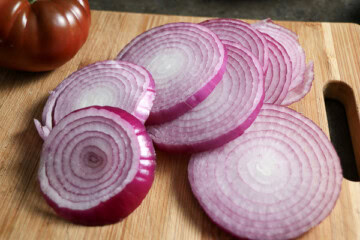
281,62,314,105
116,22,227,125
189,104,342,240
38,106,156,225
35,60,155,140
147,41,264,153
200,18,269,72
252,19,313,95
263,34,292,104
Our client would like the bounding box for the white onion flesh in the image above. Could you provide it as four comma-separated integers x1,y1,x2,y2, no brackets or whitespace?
117,22,227,125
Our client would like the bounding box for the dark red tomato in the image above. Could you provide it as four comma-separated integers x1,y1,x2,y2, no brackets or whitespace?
0,0,91,72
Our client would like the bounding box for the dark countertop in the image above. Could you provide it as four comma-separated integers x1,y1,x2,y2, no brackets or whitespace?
89,0,360,23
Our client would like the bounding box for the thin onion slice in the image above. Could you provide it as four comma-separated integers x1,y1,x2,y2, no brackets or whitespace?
252,19,314,104
35,60,155,140
188,104,342,240
38,106,156,225
116,22,227,125
262,34,292,104
147,41,264,153
281,62,314,105
200,18,269,72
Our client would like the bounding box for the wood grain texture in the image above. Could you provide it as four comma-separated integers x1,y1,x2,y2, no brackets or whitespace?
1,10,360,240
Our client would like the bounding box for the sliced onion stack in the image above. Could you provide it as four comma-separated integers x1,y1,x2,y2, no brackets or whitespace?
200,18,269,72
188,104,342,240
262,34,292,104
253,19,314,105
116,22,227,125
252,19,305,89
38,106,156,225
147,41,264,153
35,60,155,140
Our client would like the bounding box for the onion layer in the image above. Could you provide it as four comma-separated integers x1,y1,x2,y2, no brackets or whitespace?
147,41,264,153
200,18,269,72
263,34,292,104
117,22,227,125
38,106,156,225
253,19,314,105
35,60,155,140
281,62,314,105
188,104,342,240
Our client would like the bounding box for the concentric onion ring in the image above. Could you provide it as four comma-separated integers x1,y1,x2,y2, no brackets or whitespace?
252,19,314,105
188,104,342,240
35,60,155,140
252,19,307,90
147,41,264,153
116,22,227,125
263,34,292,104
200,18,269,72
38,106,156,225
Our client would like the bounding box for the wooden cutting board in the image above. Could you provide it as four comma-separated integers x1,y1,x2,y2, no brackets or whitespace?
1,10,360,240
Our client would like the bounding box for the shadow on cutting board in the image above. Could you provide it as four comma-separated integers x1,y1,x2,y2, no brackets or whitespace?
324,81,360,182
325,98,360,181
0,67,51,92
11,95,69,225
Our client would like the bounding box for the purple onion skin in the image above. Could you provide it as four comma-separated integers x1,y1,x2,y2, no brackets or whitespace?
40,106,156,226
41,165,155,226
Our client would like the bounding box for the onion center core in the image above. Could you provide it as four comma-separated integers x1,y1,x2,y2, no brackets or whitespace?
84,152,104,168
238,146,290,187
78,145,108,173
77,87,113,108
147,49,186,80
255,160,275,177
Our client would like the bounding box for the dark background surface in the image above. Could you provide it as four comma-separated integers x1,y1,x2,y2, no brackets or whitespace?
88,0,360,179
89,0,360,23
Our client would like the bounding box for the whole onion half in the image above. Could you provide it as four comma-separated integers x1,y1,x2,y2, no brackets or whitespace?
263,34,292,104
188,104,342,240
253,19,314,105
116,22,227,125
38,106,156,225
35,60,155,140
147,41,264,153
200,18,269,72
